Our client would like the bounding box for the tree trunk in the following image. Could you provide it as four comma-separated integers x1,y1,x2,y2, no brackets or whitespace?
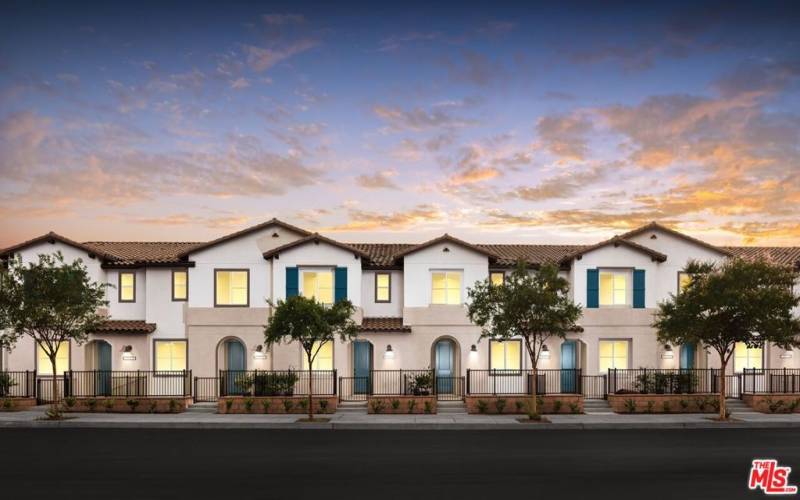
718,359,727,421
531,365,538,417
49,354,61,418
308,361,314,421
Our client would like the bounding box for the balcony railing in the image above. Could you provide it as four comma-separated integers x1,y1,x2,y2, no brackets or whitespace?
219,370,337,397
466,369,582,396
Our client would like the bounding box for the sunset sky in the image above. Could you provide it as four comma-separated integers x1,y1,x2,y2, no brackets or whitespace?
1,1,799,248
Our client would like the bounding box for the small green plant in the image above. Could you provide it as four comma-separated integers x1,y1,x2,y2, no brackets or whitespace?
391,399,401,410
553,400,563,413
318,399,328,413
476,399,488,414
569,402,580,414
282,399,294,413
494,398,506,414
2,398,13,410
766,397,785,414
126,399,140,412
86,398,97,412
708,397,720,412
64,396,76,408
788,399,800,413
524,400,541,420
45,406,63,419
148,400,158,413
624,399,637,413
262,400,272,413
370,399,385,414
225,399,234,412
168,399,178,413
244,397,255,413
695,397,707,411
407,399,417,413
515,401,524,413
103,398,115,410
0,372,18,396
645,400,655,413
662,401,671,413
423,401,433,414
679,399,689,411
298,398,309,412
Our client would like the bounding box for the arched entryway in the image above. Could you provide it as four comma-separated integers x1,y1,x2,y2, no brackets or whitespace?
431,337,461,396
217,337,247,395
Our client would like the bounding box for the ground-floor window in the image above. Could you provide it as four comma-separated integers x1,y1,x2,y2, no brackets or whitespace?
154,340,187,371
734,342,763,371
302,341,333,370
490,340,521,370
599,340,629,373
37,341,70,375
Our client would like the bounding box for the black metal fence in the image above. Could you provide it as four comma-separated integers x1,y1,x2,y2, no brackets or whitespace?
64,370,192,398
741,368,800,394
0,371,35,398
608,368,719,395
581,374,607,399
339,370,436,401
194,377,220,402
219,370,337,397
36,376,66,404
466,369,582,396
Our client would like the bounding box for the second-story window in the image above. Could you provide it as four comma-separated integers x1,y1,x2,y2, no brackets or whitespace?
375,272,391,303
302,269,334,305
119,272,136,303
172,270,188,301
490,272,505,286
431,271,462,305
215,269,249,307
599,270,629,306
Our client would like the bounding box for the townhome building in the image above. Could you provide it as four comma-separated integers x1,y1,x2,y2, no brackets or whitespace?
1,219,799,399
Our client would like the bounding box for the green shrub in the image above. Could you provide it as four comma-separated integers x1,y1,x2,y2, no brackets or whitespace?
126,399,140,412
225,399,234,412
261,400,272,413
476,399,488,414
282,399,294,413
515,401,524,412
64,396,76,408
624,399,637,413
708,397,720,412
318,399,328,413
391,399,401,410
0,372,18,396
645,400,655,413
788,399,800,413
103,399,115,410
298,399,308,412
695,397,707,411
553,400,563,413
86,398,97,412
169,399,178,413
679,399,689,411
569,402,580,414
662,401,671,413
2,398,13,410
766,397,785,414
424,401,433,414
407,399,417,413
244,398,255,413
370,399,385,414
494,398,506,414
149,400,158,413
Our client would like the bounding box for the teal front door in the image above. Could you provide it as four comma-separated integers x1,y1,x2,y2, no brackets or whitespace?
435,340,454,394
226,340,246,395
560,341,577,393
96,341,112,396
680,344,695,369
353,341,372,394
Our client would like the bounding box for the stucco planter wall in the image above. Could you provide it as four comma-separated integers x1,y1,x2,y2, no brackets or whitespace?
218,396,338,414
607,394,719,413
742,394,800,414
62,397,192,413
465,395,583,414
367,396,436,414
0,397,37,411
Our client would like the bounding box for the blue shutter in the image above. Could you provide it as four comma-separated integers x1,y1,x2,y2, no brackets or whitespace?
286,267,299,298
334,267,348,302
586,269,599,308
633,269,645,309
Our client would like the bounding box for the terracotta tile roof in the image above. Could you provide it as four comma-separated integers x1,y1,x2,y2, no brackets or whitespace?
393,234,500,260
263,233,371,260
724,246,800,268
358,317,411,332
93,320,156,334
618,221,732,256
478,244,589,267
178,218,311,257
83,242,201,266
346,243,416,267
560,236,668,263
0,232,115,260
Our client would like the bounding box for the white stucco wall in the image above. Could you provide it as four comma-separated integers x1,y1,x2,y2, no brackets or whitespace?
145,268,186,338
106,268,147,319
361,270,403,317
402,242,489,308
571,244,659,309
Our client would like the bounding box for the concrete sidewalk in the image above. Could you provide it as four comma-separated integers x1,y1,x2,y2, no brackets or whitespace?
1,406,799,429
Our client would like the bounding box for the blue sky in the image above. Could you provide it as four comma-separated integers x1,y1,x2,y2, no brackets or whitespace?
1,1,799,246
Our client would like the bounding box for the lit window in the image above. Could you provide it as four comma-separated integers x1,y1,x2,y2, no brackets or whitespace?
155,340,187,371
302,341,333,370
215,270,248,306
599,270,629,306
172,270,188,301
431,271,462,305
490,340,521,370
678,272,692,294
599,340,629,373
119,272,135,302
302,270,334,305
37,342,69,375
490,272,505,286
734,342,763,371
375,273,391,303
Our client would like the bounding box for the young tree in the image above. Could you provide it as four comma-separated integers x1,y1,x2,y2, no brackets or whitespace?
264,295,357,420
653,259,800,420
467,262,582,418
0,253,108,417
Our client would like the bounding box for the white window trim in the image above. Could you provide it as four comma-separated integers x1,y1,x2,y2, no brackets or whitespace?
598,339,631,372
489,339,522,371
734,343,764,372
598,268,633,308
430,269,463,306
299,266,335,305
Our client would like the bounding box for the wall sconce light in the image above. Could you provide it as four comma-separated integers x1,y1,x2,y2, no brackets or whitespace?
384,344,395,359
661,345,674,359
121,345,136,361
780,350,793,359
253,345,267,360
470,344,478,353
540,345,550,360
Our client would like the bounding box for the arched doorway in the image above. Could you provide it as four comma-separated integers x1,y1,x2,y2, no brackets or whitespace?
217,338,246,395
680,344,696,369
432,337,460,395
85,340,112,396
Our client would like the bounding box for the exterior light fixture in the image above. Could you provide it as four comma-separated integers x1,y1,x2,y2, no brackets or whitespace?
253,345,267,360
661,345,674,359
470,344,477,353
540,345,550,360
121,345,136,361
780,350,793,359
384,344,395,359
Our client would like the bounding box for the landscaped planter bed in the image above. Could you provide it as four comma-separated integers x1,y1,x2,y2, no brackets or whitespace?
367,396,436,414
607,393,719,413
742,394,800,414
61,396,192,413
465,395,583,414
218,396,338,414
0,397,37,411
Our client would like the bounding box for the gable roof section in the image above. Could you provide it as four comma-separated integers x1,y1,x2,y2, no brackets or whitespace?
619,221,733,257
0,232,113,261
393,234,499,260
263,233,371,260
84,241,201,267
560,236,667,264
178,218,311,257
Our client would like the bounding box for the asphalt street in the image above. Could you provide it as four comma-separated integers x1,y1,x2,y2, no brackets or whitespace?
0,428,796,499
